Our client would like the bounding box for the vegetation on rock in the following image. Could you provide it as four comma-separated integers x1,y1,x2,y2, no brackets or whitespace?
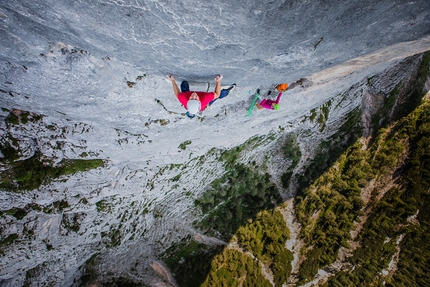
0,151,104,191
0,109,104,191
326,96,430,286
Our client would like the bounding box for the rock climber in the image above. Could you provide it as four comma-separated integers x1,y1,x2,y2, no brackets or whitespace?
256,83,288,110
256,92,283,110
168,74,223,118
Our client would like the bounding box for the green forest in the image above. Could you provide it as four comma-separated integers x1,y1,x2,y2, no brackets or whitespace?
201,208,293,287
324,96,430,287
163,136,285,286
165,91,430,286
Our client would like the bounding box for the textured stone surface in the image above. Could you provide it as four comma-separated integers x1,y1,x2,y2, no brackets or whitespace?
0,1,430,286
1,0,429,85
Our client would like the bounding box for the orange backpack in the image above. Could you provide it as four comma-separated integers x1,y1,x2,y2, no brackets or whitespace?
276,83,289,92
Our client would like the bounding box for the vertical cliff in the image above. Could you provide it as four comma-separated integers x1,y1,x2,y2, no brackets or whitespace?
1,1,430,286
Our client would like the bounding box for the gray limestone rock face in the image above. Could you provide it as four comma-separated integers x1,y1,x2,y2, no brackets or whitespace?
0,1,430,287
0,0,429,86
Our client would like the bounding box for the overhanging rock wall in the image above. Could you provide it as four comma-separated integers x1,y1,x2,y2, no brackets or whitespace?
1,0,430,86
